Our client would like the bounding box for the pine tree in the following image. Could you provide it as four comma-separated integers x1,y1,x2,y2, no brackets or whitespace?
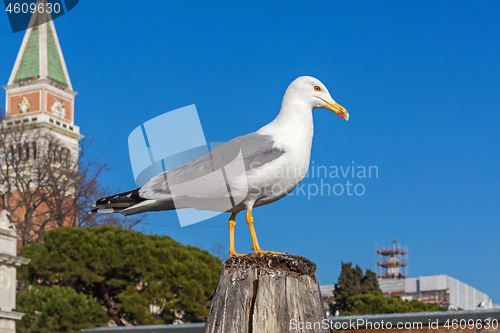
331,262,382,312
331,262,444,315
18,226,222,326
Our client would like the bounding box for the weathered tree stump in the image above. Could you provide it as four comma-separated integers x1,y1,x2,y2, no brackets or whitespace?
204,254,329,333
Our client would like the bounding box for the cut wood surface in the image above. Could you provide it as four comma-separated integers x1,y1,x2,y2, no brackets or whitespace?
204,254,329,333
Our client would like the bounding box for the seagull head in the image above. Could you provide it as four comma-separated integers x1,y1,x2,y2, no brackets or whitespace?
285,76,349,121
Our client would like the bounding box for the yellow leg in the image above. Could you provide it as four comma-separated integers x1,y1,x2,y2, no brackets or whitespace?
228,213,245,257
246,209,287,255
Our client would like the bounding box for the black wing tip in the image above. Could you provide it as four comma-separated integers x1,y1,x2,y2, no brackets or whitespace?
93,188,144,208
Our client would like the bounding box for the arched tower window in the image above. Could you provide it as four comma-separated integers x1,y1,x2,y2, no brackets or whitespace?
25,143,30,160
32,142,37,160
17,145,23,161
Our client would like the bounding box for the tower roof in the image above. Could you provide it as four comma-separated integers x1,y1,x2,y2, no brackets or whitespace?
7,4,72,90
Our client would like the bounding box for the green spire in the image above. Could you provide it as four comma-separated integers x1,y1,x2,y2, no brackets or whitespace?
14,15,40,82
47,22,67,85
11,12,69,88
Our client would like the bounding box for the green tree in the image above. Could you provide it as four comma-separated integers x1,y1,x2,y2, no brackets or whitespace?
16,286,108,333
19,226,222,326
343,292,444,315
332,262,382,312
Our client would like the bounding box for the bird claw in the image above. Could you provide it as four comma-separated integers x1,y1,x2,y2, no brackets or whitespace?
228,250,287,257
253,249,287,255
229,251,247,257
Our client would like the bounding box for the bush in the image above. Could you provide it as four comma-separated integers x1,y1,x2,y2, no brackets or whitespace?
343,292,444,315
17,286,108,333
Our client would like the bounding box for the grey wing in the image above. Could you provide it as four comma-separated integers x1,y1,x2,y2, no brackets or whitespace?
139,133,285,203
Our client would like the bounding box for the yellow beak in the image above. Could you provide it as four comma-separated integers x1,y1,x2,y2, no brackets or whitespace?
320,98,349,121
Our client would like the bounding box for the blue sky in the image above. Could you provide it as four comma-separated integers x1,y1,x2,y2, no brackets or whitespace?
1,1,499,302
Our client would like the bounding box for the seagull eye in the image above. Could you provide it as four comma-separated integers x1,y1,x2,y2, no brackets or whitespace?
314,86,321,91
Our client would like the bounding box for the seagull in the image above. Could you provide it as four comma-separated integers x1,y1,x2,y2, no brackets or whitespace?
91,76,349,256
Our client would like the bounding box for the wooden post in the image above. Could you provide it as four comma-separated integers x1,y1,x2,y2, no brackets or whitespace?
204,254,329,333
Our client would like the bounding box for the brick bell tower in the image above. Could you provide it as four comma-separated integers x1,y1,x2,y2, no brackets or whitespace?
2,8,83,247
3,7,82,153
